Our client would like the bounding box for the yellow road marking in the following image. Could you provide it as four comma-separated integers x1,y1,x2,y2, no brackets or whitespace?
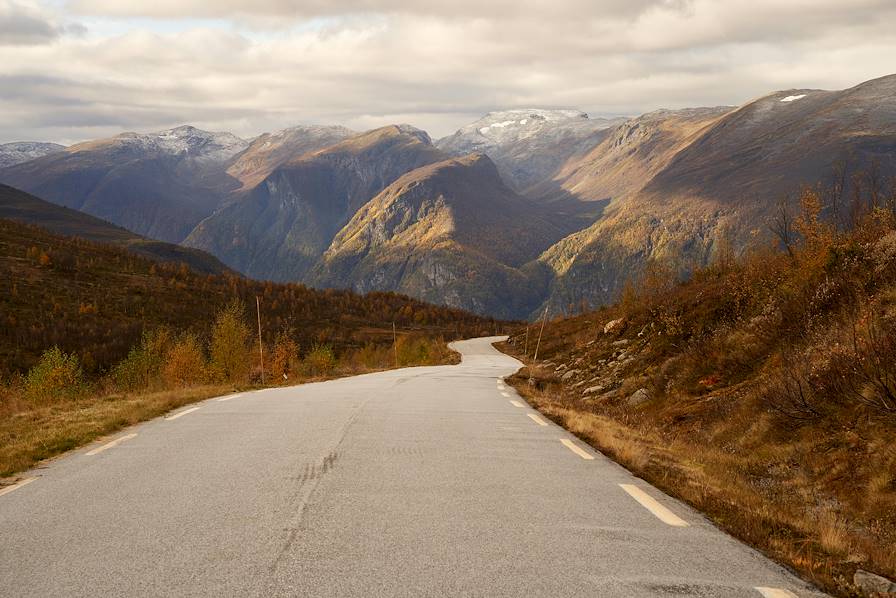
560,438,595,460
527,413,548,426
510,400,524,408
619,484,689,527
0,477,36,497
755,588,798,598
86,433,138,456
165,407,200,421
216,393,242,402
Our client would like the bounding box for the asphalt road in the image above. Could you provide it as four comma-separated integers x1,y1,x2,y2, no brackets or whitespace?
0,337,826,597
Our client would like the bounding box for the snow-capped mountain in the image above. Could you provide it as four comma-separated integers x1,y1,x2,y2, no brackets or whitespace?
86,125,249,164
0,142,65,168
437,109,624,192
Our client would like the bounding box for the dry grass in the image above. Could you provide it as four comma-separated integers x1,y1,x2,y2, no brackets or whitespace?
0,385,232,478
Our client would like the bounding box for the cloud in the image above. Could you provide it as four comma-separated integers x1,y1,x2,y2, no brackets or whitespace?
0,0,84,45
0,0,894,143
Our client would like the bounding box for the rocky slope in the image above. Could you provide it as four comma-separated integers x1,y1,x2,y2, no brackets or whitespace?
184,125,447,281
0,142,66,168
437,109,623,193
312,153,577,318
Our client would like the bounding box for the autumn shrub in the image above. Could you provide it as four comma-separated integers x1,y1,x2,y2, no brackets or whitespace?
23,346,87,404
304,344,336,377
209,300,251,384
270,330,300,384
162,333,207,387
111,328,172,391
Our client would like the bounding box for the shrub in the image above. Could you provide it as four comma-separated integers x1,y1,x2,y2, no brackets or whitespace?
304,344,336,377
209,300,251,384
270,330,300,384
111,328,172,391
23,347,87,404
162,333,207,387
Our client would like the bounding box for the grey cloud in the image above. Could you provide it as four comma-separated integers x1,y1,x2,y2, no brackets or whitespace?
1,0,894,144
0,1,86,45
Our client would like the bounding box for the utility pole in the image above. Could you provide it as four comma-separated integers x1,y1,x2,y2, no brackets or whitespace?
256,296,265,385
392,322,398,368
532,306,549,363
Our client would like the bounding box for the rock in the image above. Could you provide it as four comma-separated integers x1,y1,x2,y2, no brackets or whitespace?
611,339,630,347
561,369,580,381
626,388,651,406
556,363,568,372
604,318,625,335
571,380,587,388
583,385,602,395
855,570,896,596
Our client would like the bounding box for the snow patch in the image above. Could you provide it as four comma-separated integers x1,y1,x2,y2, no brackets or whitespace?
780,94,807,103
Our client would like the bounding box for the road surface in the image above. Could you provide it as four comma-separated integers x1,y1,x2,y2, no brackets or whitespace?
0,337,826,597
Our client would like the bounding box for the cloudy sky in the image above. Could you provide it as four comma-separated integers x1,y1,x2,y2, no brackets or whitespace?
1,0,894,144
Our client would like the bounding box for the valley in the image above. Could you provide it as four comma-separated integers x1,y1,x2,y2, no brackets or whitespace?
3,74,893,319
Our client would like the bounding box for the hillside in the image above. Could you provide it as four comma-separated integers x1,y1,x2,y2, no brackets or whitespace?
0,184,231,275
537,75,896,313
0,216,499,376
313,154,578,317
500,188,896,597
184,125,448,281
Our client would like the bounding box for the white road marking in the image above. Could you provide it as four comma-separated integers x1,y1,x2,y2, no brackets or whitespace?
216,393,243,402
619,484,689,527
527,413,548,426
86,433,138,456
560,438,595,460
165,407,200,421
510,400,525,408
500,391,510,397
755,588,799,598
0,477,36,497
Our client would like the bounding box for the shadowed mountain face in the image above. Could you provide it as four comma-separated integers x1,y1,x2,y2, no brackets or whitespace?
0,184,231,275
183,125,447,281
312,154,579,318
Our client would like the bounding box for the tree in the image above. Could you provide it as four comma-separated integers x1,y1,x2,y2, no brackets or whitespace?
209,300,251,384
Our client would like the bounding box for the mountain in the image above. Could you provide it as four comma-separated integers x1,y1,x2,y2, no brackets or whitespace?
312,153,579,318
0,126,249,243
184,125,447,281
0,183,231,275
437,109,624,193
538,74,896,313
226,125,355,190
0,142,65,168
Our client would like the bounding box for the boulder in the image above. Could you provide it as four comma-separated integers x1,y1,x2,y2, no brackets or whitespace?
561,369,580,381
854,570,896,596
603,318,625,335
626,388,651,406
611,339,630,347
